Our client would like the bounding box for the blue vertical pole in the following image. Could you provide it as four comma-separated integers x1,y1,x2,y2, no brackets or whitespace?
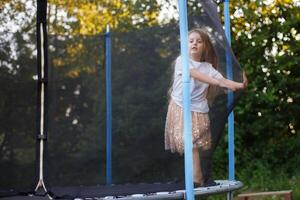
105,25,112,185
224,0,235,182
178,1,194,200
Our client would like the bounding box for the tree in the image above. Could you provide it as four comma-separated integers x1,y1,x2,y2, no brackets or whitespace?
213,0,300,190
46,0,161,35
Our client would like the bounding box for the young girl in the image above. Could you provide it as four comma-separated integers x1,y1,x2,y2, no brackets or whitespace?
165,28,247,187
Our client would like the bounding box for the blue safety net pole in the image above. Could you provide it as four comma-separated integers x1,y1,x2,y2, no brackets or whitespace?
105,25,112,185
178,1,194,200
224,0,235,182
224,1,234,199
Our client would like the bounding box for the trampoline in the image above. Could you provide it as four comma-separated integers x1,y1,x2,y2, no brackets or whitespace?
1,181,243,200
0,0,246,199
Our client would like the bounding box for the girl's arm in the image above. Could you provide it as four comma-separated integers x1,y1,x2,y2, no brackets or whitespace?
190,69,247,91
218,78,244,91
190,68,220,86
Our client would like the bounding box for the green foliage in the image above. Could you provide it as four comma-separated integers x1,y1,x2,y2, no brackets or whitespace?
208,0,300,198
232,0,300,176
47,0,161,35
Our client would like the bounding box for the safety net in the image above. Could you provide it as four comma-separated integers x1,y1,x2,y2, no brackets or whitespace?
0,0,244,199
0,32,37,194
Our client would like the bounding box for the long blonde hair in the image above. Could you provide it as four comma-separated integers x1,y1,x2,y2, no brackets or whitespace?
189,28,219,105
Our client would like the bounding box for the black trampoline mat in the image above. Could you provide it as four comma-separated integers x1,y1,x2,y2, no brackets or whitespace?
1,182,184,199
0,180,243,199
50,182,185,198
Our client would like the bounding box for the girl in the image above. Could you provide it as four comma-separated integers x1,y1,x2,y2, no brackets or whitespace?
165,28,247,187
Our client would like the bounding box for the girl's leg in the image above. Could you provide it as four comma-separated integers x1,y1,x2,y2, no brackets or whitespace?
193,148,203,185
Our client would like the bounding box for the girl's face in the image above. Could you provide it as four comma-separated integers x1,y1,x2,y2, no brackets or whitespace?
188,32,204,61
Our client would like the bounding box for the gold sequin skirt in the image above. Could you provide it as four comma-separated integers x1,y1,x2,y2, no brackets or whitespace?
165,99,211,154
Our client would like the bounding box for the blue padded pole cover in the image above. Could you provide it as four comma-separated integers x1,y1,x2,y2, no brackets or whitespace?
178,0,194,199
224,0,235,181
105,25,112,185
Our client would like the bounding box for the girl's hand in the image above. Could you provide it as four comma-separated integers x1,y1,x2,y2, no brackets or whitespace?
242,71,248,89
218,78,245,91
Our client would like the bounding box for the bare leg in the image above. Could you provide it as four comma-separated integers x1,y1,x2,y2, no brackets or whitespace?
193,148,203,185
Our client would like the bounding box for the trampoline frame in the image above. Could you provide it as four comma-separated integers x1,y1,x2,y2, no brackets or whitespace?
78,180,243,200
